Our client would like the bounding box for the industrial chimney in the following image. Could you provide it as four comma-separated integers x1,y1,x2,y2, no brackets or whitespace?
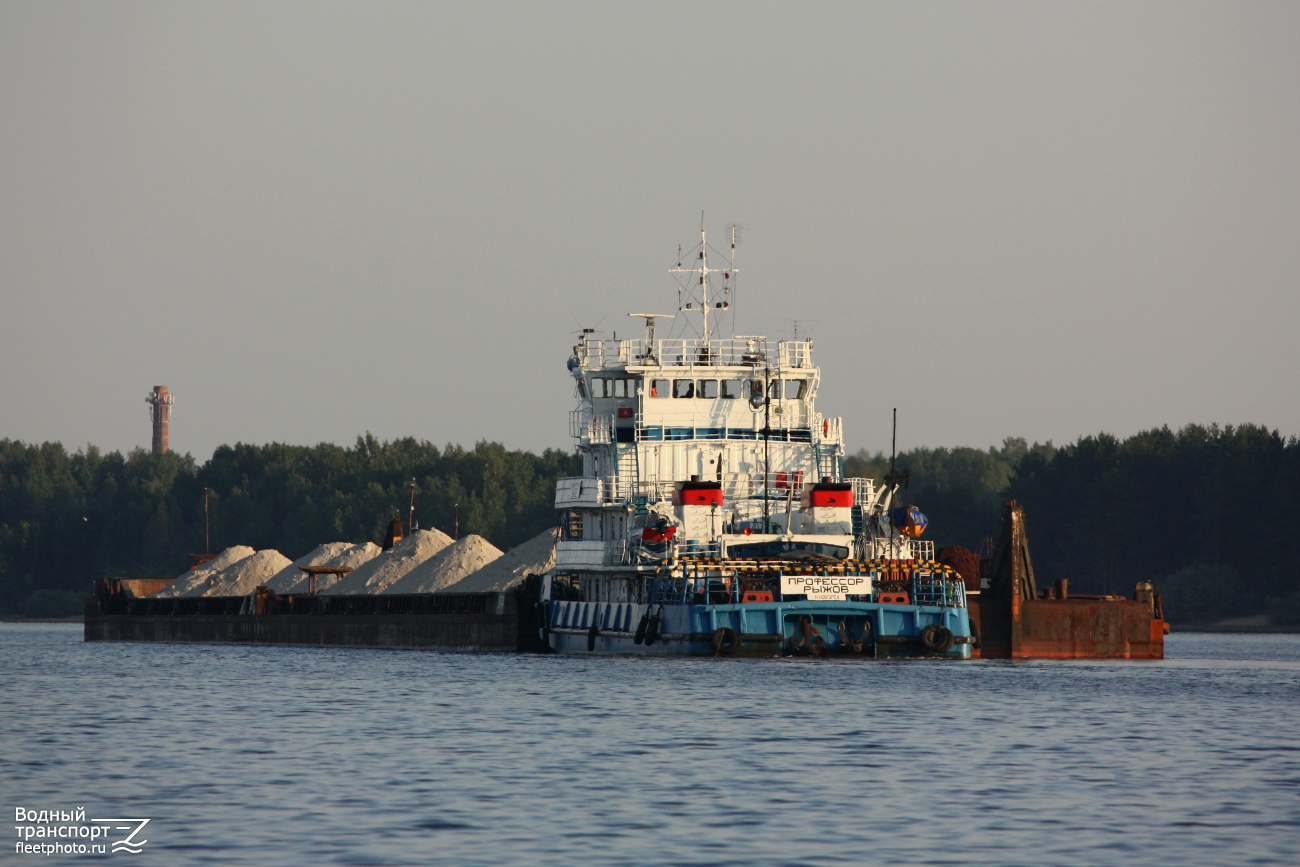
145,386,174,454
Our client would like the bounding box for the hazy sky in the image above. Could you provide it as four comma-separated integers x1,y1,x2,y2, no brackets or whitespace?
3,2,1297,460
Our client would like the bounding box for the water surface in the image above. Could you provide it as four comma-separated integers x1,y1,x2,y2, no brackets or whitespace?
3,625,1297,865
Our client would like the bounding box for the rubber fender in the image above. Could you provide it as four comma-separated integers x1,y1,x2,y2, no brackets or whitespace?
968,618,980,649
643,610,662,646
633,612,649,645
920,623,955,653
711,626,742,655
587,622,599,652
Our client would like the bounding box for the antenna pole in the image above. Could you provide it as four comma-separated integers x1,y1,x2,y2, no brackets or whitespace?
763,364,771,533
730,225,737,333
891,407,897,481
408,479,416,534
700,225,709,342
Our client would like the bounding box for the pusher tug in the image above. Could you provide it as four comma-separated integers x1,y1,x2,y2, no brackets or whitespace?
543,226,972,657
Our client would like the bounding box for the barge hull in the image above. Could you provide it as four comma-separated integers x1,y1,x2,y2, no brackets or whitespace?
84,586,549,652
970,500,1166,659
85,612,519,651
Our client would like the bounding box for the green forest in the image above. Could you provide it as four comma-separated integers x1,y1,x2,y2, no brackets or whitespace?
0,436,579,618
2,424,1298,625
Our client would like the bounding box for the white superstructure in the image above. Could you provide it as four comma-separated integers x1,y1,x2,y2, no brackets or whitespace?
553,227,929,580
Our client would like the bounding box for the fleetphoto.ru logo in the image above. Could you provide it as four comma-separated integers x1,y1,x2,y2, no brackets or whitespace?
14,808,152,856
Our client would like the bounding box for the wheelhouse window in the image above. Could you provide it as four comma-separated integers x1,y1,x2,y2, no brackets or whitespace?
613,378,634,399
673,379,695,398
721,379,743,399
649,379,669,398
696,379,718,399
784,379,807,399
590,378,612,398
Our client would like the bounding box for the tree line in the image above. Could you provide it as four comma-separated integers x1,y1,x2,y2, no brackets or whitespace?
852,424,1300,625
0,436,579,617
2,424,1297,623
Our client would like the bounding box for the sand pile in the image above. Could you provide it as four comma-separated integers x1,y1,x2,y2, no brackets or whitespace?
311,542,382,592
155,546,255,598
269,543,379,597
262,542,353,594
322,529,453,595
383,535,503,595
200,549,294,597
439,528,557,593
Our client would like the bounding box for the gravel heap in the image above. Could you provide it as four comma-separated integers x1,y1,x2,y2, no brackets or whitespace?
322,529,453,595
290,542,383,594
383,535,503,595
439,528,557,593
200,549,295,597
154,546,255,598
262,542,354,594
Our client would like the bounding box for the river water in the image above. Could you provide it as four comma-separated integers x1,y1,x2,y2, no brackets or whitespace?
3,624,1297,866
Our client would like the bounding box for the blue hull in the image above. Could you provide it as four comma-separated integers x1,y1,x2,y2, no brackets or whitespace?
547,599,972,658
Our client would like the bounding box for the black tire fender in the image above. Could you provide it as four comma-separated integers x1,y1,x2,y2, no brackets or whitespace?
587,622,599,652
920,623,955,653
711,626,742,654
633,611,649,645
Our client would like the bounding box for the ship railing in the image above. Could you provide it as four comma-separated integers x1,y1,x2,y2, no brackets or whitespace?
638,565,965,608
910,572,966,608
563,470,871,509
606,473,819,506
576,338,813,370
570,411,613,443
569,409,588,439
813,414,843,447
846,478,876,506
577,410,830,442
633,410,821,442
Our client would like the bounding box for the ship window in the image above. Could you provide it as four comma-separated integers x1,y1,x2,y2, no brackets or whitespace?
562,509,583,540
697,379,718,399
589,378,610,398
768,379,780,399
721,379,743,399
784,379,807,399
613,378,634,398
649,379,668,398
673,379,695,398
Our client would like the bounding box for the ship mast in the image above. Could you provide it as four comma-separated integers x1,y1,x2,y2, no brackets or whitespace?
669,222,735,343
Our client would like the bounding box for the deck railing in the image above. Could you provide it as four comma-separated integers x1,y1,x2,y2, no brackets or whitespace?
575,338,813,371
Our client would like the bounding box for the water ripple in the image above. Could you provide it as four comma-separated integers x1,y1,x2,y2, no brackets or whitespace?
2,625,1298,866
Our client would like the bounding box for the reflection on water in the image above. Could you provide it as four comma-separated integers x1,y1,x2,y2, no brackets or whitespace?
3,625,1298,866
